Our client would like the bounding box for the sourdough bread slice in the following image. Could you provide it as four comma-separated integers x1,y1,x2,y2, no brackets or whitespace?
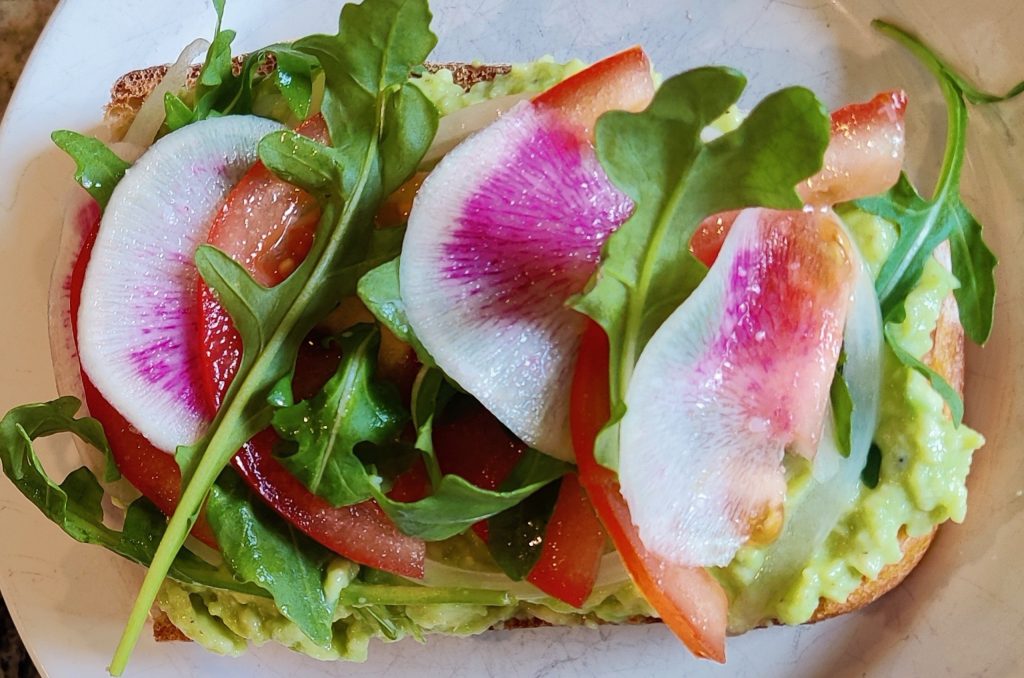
100,57,962,641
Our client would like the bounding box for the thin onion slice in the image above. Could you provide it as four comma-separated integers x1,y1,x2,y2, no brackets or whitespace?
123,38,209,149
412,551,630,603
728,214,883,630
421,93,530,166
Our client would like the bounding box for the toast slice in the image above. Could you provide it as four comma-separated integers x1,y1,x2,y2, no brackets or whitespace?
102,57,962,641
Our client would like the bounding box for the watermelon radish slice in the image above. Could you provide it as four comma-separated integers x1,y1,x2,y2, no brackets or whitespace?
401,47,654,460
77,115,283,453
618,207,855,567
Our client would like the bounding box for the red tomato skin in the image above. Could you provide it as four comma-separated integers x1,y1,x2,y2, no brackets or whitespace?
533,46,654,136
232,431,424,579
524,473,606,608
571,321,727,662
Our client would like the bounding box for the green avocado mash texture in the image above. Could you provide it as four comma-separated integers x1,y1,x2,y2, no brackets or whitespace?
156,60,983,658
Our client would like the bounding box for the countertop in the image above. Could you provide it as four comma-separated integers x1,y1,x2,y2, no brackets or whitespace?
1,3,60,677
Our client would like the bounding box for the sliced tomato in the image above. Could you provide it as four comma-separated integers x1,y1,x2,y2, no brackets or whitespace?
524,472,605,607
690,210,741,268
571,320,727,662
533,45,654,136
197,114,425,578
68,203,218,547
689,90,908,267
430,398,605,606
197,116,326,409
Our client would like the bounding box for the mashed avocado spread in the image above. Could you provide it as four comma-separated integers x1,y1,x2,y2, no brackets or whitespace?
156,61,984,658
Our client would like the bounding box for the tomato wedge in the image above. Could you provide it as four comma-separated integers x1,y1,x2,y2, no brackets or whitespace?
571,320,727,662
429,398,605,606
68,202,217,547
524,472,605,607
197,115,425,578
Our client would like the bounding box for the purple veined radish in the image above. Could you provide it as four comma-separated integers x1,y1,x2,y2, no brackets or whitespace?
618,207,856,567
725,212,884,628
77,115,283,453
401,47,655,460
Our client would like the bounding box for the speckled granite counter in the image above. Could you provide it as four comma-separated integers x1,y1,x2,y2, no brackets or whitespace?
0,2,59,675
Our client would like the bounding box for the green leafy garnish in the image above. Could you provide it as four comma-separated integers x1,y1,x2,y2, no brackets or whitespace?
164,0,319,130
272,325,408,506
110,1,439,672
275,342,570,540
205,472,334,647
857,21,1020,344
50,131,130,209
369,447,568,541
575,68,830,469
860,442,883,489
884,324,964,426
851,20,1022,423
0,398,262,596
829,365,854,459
357,258,435,366
407,366,452,487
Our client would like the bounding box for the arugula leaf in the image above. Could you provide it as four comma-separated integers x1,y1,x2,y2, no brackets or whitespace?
856,20,1021,345
408,366,452,487
337,583,513,607
829,366,854,459
861,442,883,489
112,2,438,672
206,472,334,648
256,130,340,197
50,131,130,209
574,69,830,468
353,363,570,541
884,323,964,426
872,20,1024,105
292,0,437,199
0,398,261,596
163,1,320,131
369,449,569,541
274,342,565,541
357,258,435,366
272,325,407,506
486,478,560,581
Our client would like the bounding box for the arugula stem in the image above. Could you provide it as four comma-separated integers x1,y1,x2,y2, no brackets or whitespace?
869,21,968,312
109,406,246,673
338,583,514,607
617,183,691,405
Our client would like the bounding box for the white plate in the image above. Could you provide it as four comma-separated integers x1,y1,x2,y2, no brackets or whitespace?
1,1,1022,676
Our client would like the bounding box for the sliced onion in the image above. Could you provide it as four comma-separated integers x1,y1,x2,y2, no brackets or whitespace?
412,551,631,603
420,93,530,166
123,38,209,149
837,213,884,468
728,212,883,630
49,193,96,406
48,191,142,504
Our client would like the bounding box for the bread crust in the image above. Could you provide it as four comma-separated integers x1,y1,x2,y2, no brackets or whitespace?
105,58,510,137
102,57,965,641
